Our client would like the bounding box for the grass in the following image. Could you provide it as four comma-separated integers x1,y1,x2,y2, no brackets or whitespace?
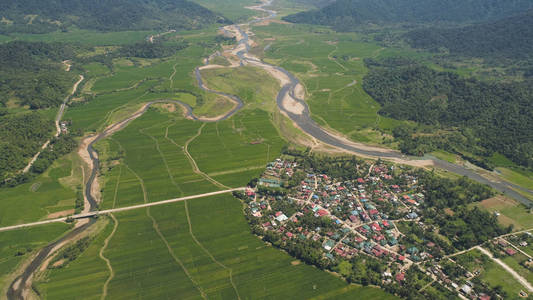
501,254,533,286
456,249,527,297
480,258,527,297
430,150,457,164
0,223,71,290
200,66,281,111
0,154,81,227
474,196,533,230
497,167,533,191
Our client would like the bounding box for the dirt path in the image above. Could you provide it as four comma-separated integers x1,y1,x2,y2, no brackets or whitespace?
22,74,84,174
125,162,208,299
176,123,231,189
155,121,239,298
99,213,118,300
477,246,533,292
183,199,241,299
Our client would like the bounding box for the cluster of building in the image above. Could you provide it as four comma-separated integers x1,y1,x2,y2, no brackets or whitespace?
246,158,434,283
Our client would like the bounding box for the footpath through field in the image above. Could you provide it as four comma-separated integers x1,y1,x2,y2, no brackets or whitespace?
0,188,245,233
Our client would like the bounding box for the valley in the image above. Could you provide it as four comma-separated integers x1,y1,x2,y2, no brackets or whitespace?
0,0,532,299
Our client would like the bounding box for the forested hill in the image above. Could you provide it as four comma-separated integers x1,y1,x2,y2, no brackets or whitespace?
0,41,76,109
405,10,533,60
362,58,533,169
282,0,533,31
0,0,229,33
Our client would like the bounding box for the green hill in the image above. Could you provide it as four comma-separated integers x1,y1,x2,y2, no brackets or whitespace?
405,10,533,60
283,0,533,31
0,0,229,33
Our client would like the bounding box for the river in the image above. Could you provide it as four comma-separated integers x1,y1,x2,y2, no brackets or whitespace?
7,1,532,299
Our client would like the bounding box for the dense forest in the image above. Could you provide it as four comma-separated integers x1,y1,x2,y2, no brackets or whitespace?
0,0,229,33
0,112,54,181
405,10,533,60
283,0,533,31
0,41,76,109
362,58,533,169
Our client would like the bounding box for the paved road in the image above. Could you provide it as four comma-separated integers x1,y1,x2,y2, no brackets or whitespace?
0,188,245,233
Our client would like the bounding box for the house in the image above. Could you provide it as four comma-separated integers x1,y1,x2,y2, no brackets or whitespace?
406,212,418,219
460,284,472,295
323,239,336,251
478,294,491,300
407,247,419,255
275,213,288,222
505,248,516,256
395,272,405,282
317,209,329,217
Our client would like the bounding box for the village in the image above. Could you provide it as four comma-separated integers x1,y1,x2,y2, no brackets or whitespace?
241,157,533,299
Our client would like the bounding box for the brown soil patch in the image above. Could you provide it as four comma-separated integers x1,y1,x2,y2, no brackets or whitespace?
444,208,455,216
47,209,75,219
282,94,305,115
52,259,65,268
291,260,301,265
479,195,518,209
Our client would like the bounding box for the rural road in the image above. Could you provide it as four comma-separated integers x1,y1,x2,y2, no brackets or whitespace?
476,246,533,292
22,74,84,174
0,188,245,233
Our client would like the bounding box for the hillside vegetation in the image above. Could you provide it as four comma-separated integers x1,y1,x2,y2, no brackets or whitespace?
362,58,533,169
0,41,76,109
405,10,533,60
0,0,229,33
283,0,533,31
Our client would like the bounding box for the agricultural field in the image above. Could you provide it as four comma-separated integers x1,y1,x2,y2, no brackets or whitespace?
0,223,71,292
188,109,286,186
67,42,234,133
37,194,396,299
200,66,281,111
0,154,82,227
253,22,407,144
473,196,533,231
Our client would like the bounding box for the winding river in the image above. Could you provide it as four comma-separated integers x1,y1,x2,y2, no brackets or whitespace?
7,1,532,299
207,0,533,207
